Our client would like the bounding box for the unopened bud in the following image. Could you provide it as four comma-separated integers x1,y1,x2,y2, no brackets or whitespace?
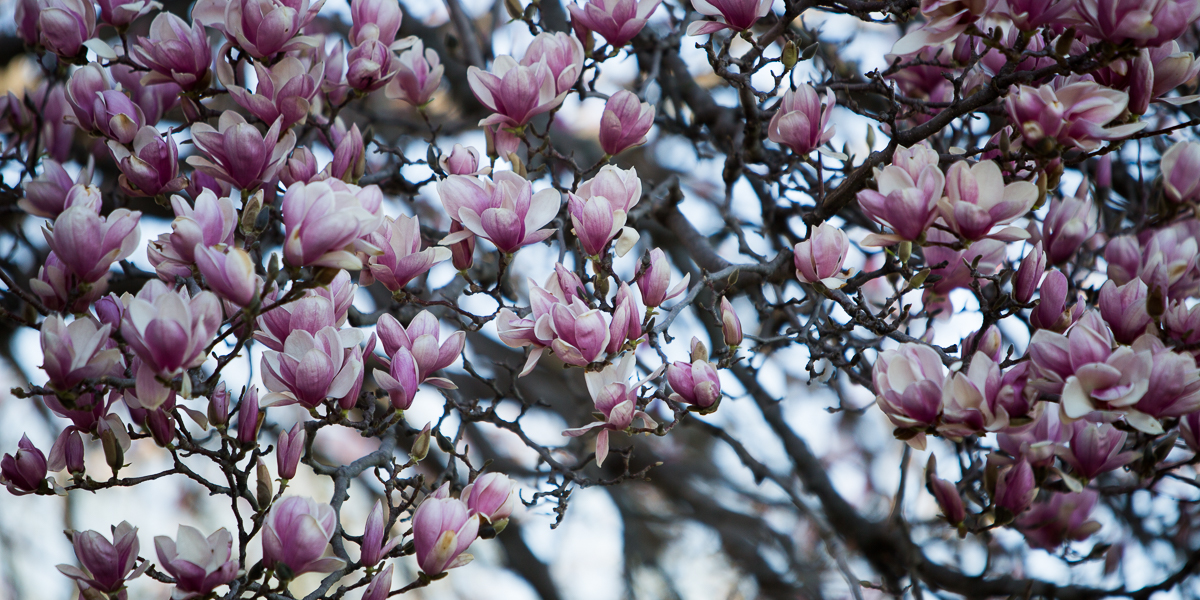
1147,285,1166,319
909,268,930,289
898,240,912,264
241,190,264,236
504,0,523,20
508,152,526,177
410,423,432,462
781,41,799,71
1055,28,1076,57
689,336,709,363
101,428,123,477
800,41,819,61
256,458,273,508
999,128,1011,156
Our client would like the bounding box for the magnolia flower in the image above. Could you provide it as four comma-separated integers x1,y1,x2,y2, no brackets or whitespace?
570,0,661,47
193,0,324,58
282,180,383,269
563,354,662,466
521,32,585,95
468,57,567,129
187,112,296,191
385,39,444,107
132,12,212,90
261,496,345,576
261,327,366,409
57,522,148,596
873,343,947,449
43,204,142,284
364,214,451,292
40,314,123,391
1006,81,1147,152
637,248,690,308
767,84,836,156
120,281,223,409
437,171,559,254
375,311,465,387
686,0,772,35
938,160,1037,241
148,191,237,281
412,493,478,575
599,90,655,156
227,57,324,130
794,222,852,288
154,526,238,600
857,143,944,245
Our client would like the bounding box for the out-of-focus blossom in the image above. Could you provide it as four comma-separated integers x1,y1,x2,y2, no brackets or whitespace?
15,0,40,45
364,214,451,292
20,159,96,218
262,326,365,409
40,315,123,391
349,0,401,46
1014,243,1046,304
326,123,365,183
873,343,946,449
767,85,836,156
154,526,238,600
570,0,661,47
1106,221,1200,300
794,222,851,288
132,12,212,90
276,423,305,480
345,38,400,92
448,221,475,270
361,564,393,600
858,143,944,245
599,90,654,156
1041,193,1096,264
111,63,181,126
940,352,1012,437
999,0,1077,30
281,147,324,187
437,171,559,254
1162,140,1200,204
376,311,464,387
31,252,107,313
440,144,488,176
208,381,230,428
193,0,324,58
261,496,345,576
148,191,237,280
1098,280,1151,345
186,170,231,200
44,204,141,284
1077,0,1200,47
1006,81,1147,152
686,0,772,35
1058,420,1134,480
281,180,382,269
227,57,323,130
120,281,222,408
468,58,567,129
563,354,661,466
1017,490,1102,549
109,126,188,197
195,245,258,307
939,160,1036,241
63,64,110,133
1029,270,1077,331
993,459,1036,517
720,296,742,347
1,435,47,495
385,39,444,107
97,0,159,29
48,427,86,475
412,493,478,575
359,500,400,567
188,112,296,191
890,0,996,55
1130,335,1200,420
922,228,1007,298
37,0,96,59
521,32,585,95
925,455,965,525
57,522,147,595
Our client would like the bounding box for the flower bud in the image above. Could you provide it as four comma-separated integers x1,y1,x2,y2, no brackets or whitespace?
276,422,305,480
237,386,261,448
1013,243,1046,304
794,222,850,288
1,435,47,495
719,296,742,347
410,422,432,462
360,500,400,567
925,455,965,525
599,90,655,156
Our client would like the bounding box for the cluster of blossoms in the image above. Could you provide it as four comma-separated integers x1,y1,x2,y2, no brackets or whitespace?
4,0,1200,595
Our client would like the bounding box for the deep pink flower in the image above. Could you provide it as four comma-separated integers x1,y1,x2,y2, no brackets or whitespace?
857,143,944,245
385,39,444,107
1006,81,1147,152
1,435,47,495
872,343,946,449
57,522,147,594
437,171,559,254
599,90,655,156
193,0,325,58
108,126,188,197
767,84,836,156
464,473,519,524
40,314,123,391
20,159,95,218
227,57,324,130
120,281,222,409
686,0,772,35
43,204,141,284
570,0,661,47
261,326,365,409
637,248,689,308
938,160,1037,241
147,190,238,281
281,179,383,269
37,0,96,59
154,526,238,600
132,12,212,90
563,355,661,466
521,32,585,95
467,58,567,129
188,112,296,191
794,222,851,288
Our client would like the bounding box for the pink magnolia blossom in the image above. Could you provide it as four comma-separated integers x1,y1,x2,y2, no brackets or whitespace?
938,160,1037,241
925,455,965,525
563,354,662,466
463,473,519,524
281,180,383,269
1,435,48,495
97,0,159,28
227,57,324,130
767,84,836,156
1006,81,1147,152
857,143,944,245
1076,0,1200,47
993,459,1036,516
385,39,444,107
521,32,585,95
349,0,401,46
437,171,559,254
43,204,141,284
794,222,851,288
40,314,123,391
873,343,947,449
413,493,478,575
108,126,188,197
1040,192,1096,264
154,526,238,600
261,496,345,576
148,190,238,281
359,500,400,567
364,214,452,292
195,245,259,307
1017,491,1102,550
686,0,772,35
261,326,366,409
1013,243,1047,304
37,0,96,59
187,112,296,191
599,90,655,156
570,0,661,47
1130,335,1200,420
131,12,212,90
193,0,325,58
1098,280,1152,345
57,522,147,595
467,57,567,129
637,248,690,308
120,280,222,409
667,353,721,409
375,311,465,388
1161,140,1200,204
440,144,489,176
1057,420,1135,480
21,164,99,219
1106,221,1200,300
939,352,1012,438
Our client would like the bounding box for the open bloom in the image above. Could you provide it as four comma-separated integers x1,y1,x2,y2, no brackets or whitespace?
58,522,147,596
385,39,444,107
1041,192,1096,265
1057,420,1135,480
464,473,518,525
873,343,947,449
1130,335,1200,420
599,90,655,156
1059,336,1158,433
521,32,585,95
376,311,464,387
132,12,212,90
120,280,223,409
20,159,94,218
262,497,345,576
227,57,324,130
438,171,559,254
563,354,662,466
40,314,123,391
1076,0,1200,47
686,0,772,35
1006,81,1147,152
768,85,836,156
193,0,324,58
147,191,237,281
570,0,661,47
1106,221,1200,301
1017,491,1102,550
44,204,141,284
468,57,567,129
349,0,401,45
282,180,383,269
109,126,188,197
261,326,365,409
857,143,944,244
794,222,851,288
413,494,478,575
155,526,238,600
365,214,451,292
938,160,1037,241
187,111,296,191
939,352,1012,438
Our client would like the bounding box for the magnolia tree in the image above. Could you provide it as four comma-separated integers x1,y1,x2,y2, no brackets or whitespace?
1,0,1200,597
